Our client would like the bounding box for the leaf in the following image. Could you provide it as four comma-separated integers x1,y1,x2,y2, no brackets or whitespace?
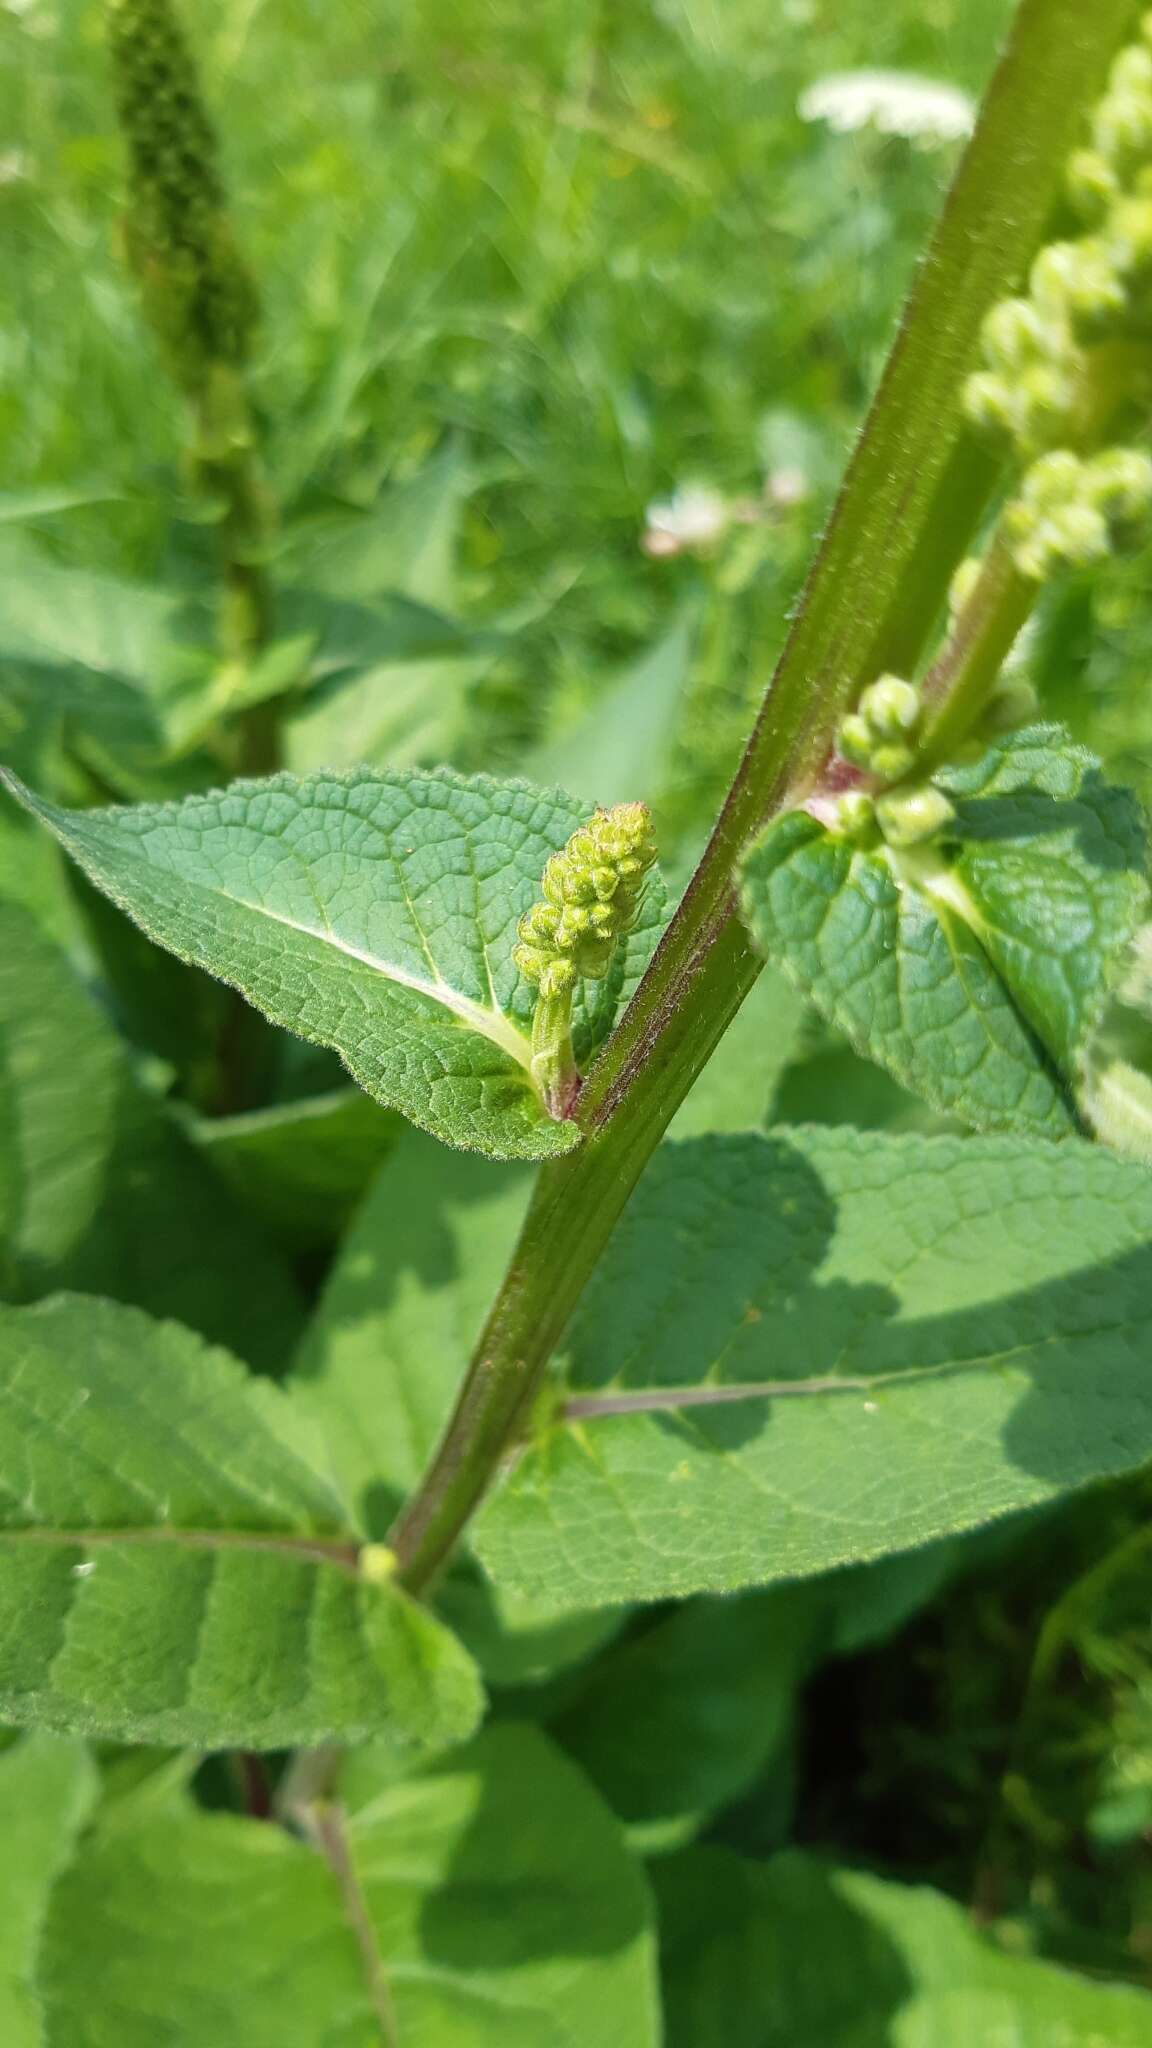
40,1725,661,2047
655,1848,1152,2047
0,533,207,771
0,1295,483,1750
295,1132,623,1684
190,1088,402,1251
280,447,497,774
526,612,697,811
474,1126,1152,1610
2,767,666,1161
552,1589,818,1832
0,1736,97,2048
0,900,302,1374
739,728,1147,1137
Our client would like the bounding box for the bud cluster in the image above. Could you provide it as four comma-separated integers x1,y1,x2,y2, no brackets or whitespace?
836,675,923,785
107,0,258,395
1003,446,1152,581
965,22,1152,457
514,804,657,1002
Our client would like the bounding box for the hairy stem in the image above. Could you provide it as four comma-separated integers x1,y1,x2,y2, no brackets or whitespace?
388,0,1135,1596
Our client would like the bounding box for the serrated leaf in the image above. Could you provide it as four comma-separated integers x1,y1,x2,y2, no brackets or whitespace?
0,1296,483,1750
0,900,302,1373
474,1127,1152,1610
0,1736,97,2048
739,727,1147,1137
40,1725,660,2047
1,766,665,1161
295,1132,623,1685
656,1848,1152,2047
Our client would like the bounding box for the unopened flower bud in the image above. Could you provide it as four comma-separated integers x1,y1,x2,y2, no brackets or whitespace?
1086,446,1152,526
837,713,875,769
514,802,657,993
1106,197,1152,275
980,297,1052,371
875,785,956,849
858,675,921,740
1093,89,1152,168
870,742,918,785
831,791,878,847
1029,240,1126,331
1066,148,1120,224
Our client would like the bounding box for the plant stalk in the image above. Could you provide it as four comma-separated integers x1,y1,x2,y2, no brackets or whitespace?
388,0,1135,1595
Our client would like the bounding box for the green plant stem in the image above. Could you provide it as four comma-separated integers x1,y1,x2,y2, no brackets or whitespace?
915,529,1037,774
388,0,1135,1596
194,364,280,774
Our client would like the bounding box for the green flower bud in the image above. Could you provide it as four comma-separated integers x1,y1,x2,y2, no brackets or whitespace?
513,802,657,993
870,742,918,786
1085,446,1152,526
963,370,1017,440
875,785,956,849
1066,148,1120,224
836,713,876,770
1029,239,1127,332
830,790,878,847
107,0,258,396
1093,88,1152,169
1109,44,1152,101
1105,196,1152,276
979,297,1053,371
858,675,921,741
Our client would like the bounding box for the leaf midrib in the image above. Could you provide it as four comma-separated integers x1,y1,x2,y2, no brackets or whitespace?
221,891,534,1073
0,1525,362,1573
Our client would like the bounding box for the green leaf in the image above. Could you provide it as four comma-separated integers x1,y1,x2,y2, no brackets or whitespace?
670,966,806,1138
0,901,302,1372
739,728,1147,1137
40,1725,660,2047
552,1589,817,1832
656,1848,1152,2047
526,612,697,812
2,767,666,1161
190,1088,402,1251
0,1295,483,1750
474,1127,1152,1610
0,1736,97,2048
0,534,207,772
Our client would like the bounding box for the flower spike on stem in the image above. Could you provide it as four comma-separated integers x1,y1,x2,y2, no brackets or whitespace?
513,803,657,1118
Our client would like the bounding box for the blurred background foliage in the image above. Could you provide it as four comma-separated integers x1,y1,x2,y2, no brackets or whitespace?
4,0,1152,1999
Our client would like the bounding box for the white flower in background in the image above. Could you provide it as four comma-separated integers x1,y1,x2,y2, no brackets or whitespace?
799,70,975,150
642,482,731,558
